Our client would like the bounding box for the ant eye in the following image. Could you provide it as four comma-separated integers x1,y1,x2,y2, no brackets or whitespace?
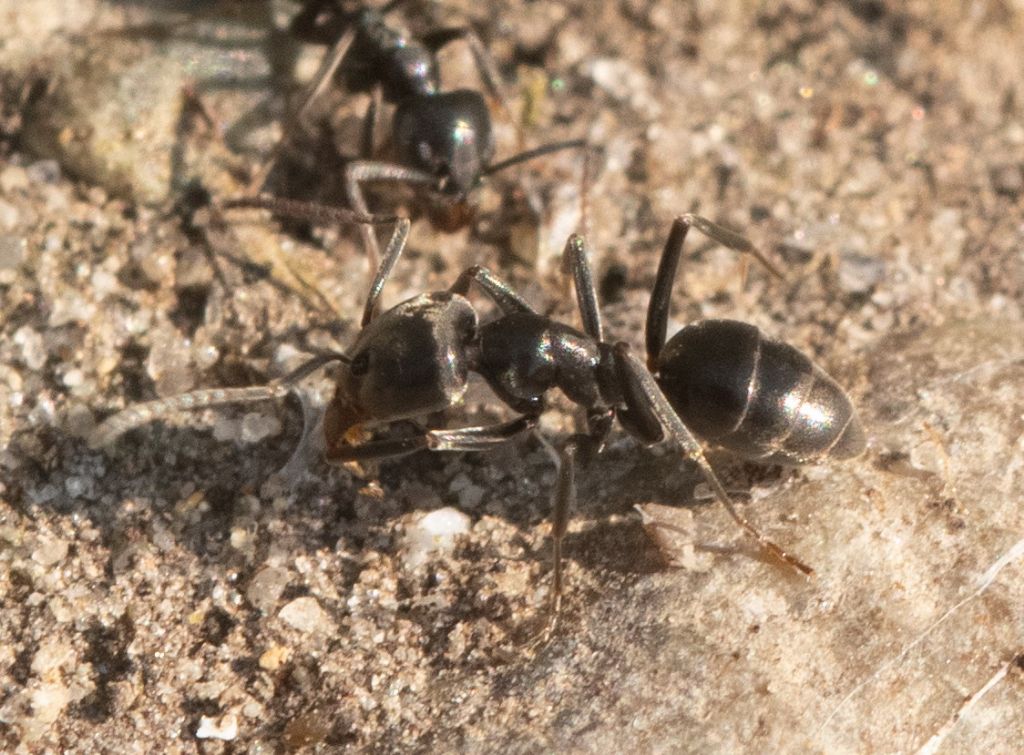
350,353,370,376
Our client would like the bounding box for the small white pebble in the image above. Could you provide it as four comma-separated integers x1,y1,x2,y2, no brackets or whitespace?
62,369,85,388
402,507,472,569
32,537,69,567
279,596,336,635
0,199,19,230
213,417,240,442
196,713,239,741
13,326,46,371
0,165,28,193
90,269,118,296
240,412,283,444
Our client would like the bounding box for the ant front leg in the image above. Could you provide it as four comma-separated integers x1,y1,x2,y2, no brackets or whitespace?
613,343,814,576
646,214,784,367
324,415,537,463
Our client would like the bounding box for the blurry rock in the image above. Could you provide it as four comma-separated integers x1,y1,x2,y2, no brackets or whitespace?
837,250,886,295
246,566,291,613
20,11,275,203
990,162,1023,197
279,596,336,635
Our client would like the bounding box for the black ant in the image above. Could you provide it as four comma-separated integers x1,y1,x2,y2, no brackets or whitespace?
90,213,864,627
256,0,592,268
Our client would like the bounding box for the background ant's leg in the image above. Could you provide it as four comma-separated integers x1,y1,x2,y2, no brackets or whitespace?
326,434,430,463
246,26,357,193
362,218,411,326
421,26,512,119
325,415,536,463
361,84,383,158
345,160,437,270
448,265,535,314
561,234,603,341
89,385,291,450
296,24,357,122
646,214,784,367
613,343,814,576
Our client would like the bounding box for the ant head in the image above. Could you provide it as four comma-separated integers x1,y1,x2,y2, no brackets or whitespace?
393,90,495,198
324,292,478,451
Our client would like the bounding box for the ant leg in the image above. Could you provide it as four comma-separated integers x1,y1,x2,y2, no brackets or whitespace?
613,343,814,576
422,26,514,124
219,196,403,318
325,415,537,463
362,217,411,326
646,216,691,366
530,432,597,643
361,83,383,159
88,351,349,450
561,234,602,341
646,214,783,368
449,265,535,314
485,140,597,249
426,415,538,451
247,25,358,193
345,160,437,270
295,25,357,122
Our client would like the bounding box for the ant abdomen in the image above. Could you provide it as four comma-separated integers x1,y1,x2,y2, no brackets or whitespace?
656,319,865,465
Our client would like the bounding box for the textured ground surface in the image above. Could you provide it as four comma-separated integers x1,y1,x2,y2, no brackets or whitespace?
2,0,1023,752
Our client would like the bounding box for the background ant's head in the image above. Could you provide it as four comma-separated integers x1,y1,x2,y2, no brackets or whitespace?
324,291,478,453
393,89,495,198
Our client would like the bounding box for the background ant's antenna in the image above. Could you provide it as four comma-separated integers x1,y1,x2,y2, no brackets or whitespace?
89,352,350,450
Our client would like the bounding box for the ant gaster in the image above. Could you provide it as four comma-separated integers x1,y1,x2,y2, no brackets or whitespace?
91,214,865,619
258,0,591,266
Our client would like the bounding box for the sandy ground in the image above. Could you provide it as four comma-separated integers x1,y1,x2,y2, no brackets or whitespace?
2,0,1023,752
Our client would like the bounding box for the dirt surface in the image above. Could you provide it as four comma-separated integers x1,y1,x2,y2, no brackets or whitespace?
2,1,1024,752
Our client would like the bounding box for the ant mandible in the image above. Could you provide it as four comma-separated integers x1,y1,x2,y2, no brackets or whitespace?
257,0,592,269
91,211,865,622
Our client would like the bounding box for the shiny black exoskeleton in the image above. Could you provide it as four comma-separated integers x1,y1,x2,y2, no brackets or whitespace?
92,214,864,618
646,219,865,466
276,0,588,262
314,214,863,592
